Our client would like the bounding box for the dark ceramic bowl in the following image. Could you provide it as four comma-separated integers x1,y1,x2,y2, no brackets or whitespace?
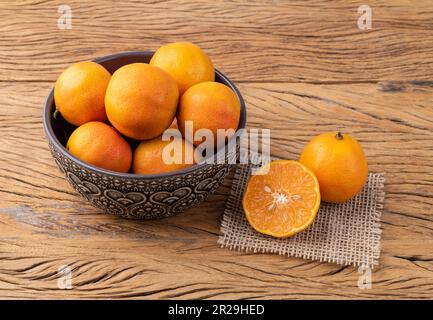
43,51,246,219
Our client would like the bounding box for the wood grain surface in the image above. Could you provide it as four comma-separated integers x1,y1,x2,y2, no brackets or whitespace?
0,0,432,299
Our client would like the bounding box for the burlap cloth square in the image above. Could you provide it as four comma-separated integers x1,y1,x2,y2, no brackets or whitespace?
218,155,385,269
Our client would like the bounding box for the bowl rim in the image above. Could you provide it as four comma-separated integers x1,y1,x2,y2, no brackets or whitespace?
43,50,247,179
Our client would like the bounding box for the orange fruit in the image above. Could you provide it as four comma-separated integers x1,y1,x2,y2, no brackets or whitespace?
54,61,110,126
150,42,214,95
133,136,195,175
67,121,132,173
177,82,240,148
299,132,368,203
105,63,179,140
243,160,321,238
169,118,178,129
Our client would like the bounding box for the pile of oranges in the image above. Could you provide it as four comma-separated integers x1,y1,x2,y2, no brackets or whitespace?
55,42,241,174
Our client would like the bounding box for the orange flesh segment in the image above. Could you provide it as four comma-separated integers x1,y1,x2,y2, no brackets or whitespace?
242,160,321,238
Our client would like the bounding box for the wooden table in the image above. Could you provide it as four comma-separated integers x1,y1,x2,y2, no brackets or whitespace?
1,0,432,299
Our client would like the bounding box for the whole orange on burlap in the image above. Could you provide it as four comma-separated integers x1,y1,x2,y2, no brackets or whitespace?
177,82,240,148
105,63,179,140
67,122,132,173
299,132,368,203
54,61,110,126
150,42,214,95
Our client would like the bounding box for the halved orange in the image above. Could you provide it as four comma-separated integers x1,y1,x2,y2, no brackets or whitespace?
242,160,321,238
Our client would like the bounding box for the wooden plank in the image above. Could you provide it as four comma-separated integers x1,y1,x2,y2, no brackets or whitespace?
0,80,432,298
0,0,432,82
1,236,432,299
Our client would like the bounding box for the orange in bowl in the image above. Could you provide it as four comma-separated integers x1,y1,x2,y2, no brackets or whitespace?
177,81,240,148
66,121,132,173
105,63,179,140
150,42,214,95
133,136,195,175
54,61,110,126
